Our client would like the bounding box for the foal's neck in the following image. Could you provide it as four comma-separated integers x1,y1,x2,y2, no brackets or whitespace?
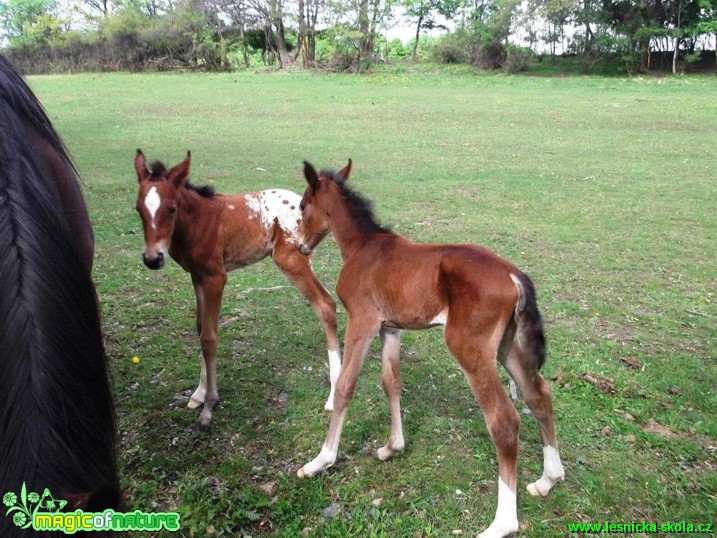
330,197,388,261
175,187,216,239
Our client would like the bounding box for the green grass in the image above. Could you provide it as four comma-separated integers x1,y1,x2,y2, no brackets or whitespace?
27,69,716,537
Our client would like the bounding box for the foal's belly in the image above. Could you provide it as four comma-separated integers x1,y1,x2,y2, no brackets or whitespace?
223,243,271,271
381,309,448,331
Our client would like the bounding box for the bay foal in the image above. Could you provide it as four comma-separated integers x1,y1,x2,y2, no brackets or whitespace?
134,151,340,430
295,161,564,538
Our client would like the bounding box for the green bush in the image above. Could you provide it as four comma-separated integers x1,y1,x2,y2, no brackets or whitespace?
504,44,534,72
386,38,410,59
429,32,472,64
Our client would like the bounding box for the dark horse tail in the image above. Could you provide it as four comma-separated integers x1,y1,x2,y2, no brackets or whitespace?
0,57,120,536
513,271,547,372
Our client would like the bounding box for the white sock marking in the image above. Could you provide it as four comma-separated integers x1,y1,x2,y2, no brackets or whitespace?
188,359,208,409
324,349,341,410
543,445,564,480
298,443,337,477
527,445,564,496
479,477,519,538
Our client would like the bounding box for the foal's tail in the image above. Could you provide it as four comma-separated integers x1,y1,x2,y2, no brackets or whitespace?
511,272,546,371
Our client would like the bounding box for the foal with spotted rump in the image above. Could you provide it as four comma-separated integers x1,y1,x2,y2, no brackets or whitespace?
134,151,341,430
296,161,564,538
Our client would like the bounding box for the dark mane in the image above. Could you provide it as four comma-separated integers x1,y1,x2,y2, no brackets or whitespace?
186,182,216,198
148,159,215,198
320,169,391,234
0,56,121,534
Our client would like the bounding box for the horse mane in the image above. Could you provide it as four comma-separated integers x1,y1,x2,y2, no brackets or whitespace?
148,159,215,198
321,169,391,234
0,57,119,534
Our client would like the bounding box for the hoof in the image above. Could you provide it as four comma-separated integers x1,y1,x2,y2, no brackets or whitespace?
192,419,211,432
297,467,311,479
526,475,562,497
376,446,395,461
478,524,519,538
187,397,203,410
323,401,334,412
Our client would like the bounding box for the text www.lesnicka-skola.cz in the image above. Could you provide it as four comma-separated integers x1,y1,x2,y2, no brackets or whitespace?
567,521,713,534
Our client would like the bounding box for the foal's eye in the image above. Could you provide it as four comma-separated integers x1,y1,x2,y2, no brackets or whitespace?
299,201,306,212
168,206,177,215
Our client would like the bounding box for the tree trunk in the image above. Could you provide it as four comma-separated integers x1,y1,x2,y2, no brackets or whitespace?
265,0,293,68
273,20,293,67
296,0,308,66
308,29,316,64
411,14,423,61
239,22,250,68
275,30,293,67
672,3,682,75
357,0,370,69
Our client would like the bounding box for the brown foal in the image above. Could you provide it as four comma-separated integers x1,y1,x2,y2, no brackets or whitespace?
133,150,341,430
295,161,564,538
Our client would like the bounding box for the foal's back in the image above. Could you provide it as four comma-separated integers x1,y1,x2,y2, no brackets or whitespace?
338,234,521,328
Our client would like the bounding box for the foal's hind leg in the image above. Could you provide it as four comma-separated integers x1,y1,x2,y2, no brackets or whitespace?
272,237,341,411
445,322,521,538
501,340,564,497
377,327,405,461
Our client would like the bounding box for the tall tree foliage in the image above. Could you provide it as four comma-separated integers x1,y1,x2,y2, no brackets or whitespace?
401,0,459,59
0,0,61,45
2,0,716,72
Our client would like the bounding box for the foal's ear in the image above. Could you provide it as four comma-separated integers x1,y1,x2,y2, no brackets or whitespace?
303,161,319,192
338,158,352,182
135,149,150,183
168,151,191,186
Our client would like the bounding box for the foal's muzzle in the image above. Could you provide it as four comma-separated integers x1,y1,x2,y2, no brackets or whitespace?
143,251,165,270
298,244,313,256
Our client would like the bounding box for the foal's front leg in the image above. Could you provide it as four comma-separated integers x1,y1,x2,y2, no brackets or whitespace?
271,237,341,411
298,320,378,477
188,275,207,409
193,273,226,431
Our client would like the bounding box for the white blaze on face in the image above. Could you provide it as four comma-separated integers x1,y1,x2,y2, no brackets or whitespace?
144,186,161,230
245,189,301,240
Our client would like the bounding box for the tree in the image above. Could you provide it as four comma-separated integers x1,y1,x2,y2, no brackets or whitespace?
402,0,459,60
695,0,717,67
0,0,60,44
458,0,521,68
325,0,394,70
532,0,573,55
294,0,326,66
249,0,295,67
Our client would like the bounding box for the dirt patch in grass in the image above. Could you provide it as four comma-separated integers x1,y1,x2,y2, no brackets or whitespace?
579,372,617,395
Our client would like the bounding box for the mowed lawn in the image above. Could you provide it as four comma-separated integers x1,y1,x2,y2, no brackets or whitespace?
29,69,716,537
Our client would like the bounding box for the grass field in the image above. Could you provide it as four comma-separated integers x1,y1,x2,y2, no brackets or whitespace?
28,68,716,537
